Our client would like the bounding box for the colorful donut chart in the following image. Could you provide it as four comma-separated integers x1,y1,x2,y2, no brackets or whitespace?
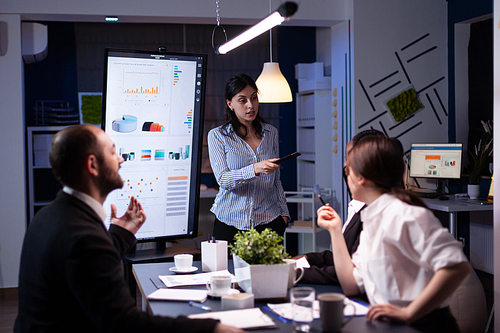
142,121,165,132
112,115,138,133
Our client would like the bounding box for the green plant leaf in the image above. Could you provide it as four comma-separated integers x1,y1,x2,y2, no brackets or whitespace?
229,227,290,265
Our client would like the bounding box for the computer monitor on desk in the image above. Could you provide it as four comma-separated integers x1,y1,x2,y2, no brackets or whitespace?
409,143,463,197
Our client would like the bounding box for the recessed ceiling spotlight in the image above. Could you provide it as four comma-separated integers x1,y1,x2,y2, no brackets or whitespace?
105,16,119,22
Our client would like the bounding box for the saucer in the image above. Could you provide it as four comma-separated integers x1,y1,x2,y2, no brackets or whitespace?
169,266,198,274
207,288,240,298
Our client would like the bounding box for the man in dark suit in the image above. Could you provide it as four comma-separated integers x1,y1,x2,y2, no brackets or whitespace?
15,125,242,333
299,129,385,285
299,201,364,284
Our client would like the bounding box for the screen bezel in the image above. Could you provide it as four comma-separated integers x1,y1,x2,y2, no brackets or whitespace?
409,142,463,180
101,48,207,243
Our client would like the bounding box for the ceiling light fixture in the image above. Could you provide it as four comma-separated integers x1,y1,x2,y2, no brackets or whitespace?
216,2,297,55
255,1,294,103
105,16,119,22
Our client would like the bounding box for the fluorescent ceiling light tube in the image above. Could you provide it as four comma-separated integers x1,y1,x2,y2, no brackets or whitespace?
217,2,297,55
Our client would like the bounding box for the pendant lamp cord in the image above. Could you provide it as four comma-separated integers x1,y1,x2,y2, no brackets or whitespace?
269,0,273,62
212,0,227,54
216,0,221,26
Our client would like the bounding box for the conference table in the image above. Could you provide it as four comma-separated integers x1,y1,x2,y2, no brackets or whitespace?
133,260,419,332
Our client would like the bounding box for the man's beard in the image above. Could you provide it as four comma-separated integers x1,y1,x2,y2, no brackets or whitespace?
97,160,123,197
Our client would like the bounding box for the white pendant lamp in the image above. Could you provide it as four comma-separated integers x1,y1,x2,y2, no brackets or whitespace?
255,0,293,103
256,62,293,103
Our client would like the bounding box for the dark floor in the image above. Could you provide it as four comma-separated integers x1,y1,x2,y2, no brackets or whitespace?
0,270,495,332
0,293,17,333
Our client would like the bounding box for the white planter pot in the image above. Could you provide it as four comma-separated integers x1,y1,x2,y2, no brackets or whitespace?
468,184,481,199
233,254,289,299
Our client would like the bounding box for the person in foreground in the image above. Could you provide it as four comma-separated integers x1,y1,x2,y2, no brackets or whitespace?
208,74,290,244
15,125,243,333
317,135,471,332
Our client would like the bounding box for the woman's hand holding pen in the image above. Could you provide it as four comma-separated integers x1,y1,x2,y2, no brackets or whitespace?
317,205,342,234
253,159,279,175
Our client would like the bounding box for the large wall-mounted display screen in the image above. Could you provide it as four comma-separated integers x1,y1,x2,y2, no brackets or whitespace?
102,48,207,242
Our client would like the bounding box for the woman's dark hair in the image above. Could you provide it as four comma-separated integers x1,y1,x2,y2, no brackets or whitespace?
348,135,426,208
220,74,266,139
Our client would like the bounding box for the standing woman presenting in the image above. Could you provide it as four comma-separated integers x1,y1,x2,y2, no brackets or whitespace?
208,74,290,244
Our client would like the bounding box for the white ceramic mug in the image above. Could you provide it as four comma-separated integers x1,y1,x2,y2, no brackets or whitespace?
206,275,231,296
174,254,193,271
318,293,355,332
283,259,305,289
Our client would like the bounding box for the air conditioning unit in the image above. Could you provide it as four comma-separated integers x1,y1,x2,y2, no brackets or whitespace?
22,22,48,63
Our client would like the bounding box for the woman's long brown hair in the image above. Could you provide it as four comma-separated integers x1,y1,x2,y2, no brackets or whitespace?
348,135,427,208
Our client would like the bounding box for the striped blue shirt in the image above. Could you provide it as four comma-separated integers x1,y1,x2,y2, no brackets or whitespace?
208,123,290,230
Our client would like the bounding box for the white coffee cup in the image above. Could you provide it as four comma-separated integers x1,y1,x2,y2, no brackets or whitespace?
283,259,305,289
206,275,232,296
174,254,193,272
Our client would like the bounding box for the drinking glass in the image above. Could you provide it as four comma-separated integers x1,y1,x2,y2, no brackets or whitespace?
290,286,315,332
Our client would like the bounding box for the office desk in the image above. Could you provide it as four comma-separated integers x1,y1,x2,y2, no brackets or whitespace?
133,261,418,332
421,195,493,238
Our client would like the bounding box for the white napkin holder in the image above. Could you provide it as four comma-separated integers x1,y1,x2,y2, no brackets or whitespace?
221,293,254,311
201,240,228,272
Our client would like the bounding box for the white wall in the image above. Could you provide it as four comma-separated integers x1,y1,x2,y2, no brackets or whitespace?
351,0,448,152
0,0,346,26
0,14,26,288
330,21,351,220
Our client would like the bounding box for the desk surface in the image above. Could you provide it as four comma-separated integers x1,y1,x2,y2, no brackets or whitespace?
133,261,418,332
421,195,493,213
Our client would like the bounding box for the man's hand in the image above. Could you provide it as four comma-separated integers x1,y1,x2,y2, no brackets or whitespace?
215,323,247,333
110,196,146,235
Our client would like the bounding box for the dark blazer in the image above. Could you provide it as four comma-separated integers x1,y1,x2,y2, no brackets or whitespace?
15,190,218,333
300,208,363,285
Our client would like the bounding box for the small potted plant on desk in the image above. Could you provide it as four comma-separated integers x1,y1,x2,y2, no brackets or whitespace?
467,120,493,199
230,228,290,299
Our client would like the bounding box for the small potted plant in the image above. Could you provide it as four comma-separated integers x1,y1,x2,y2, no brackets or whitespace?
467,120,493,199
230,228,290,299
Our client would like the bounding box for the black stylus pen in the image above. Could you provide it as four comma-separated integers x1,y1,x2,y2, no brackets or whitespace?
317,193,326,206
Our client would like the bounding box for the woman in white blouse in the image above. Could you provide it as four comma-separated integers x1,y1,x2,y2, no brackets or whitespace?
208,74,290,244
318,135,471,332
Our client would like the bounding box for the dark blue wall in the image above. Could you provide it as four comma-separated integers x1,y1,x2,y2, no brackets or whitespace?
447,0,492,142
277,26,316,191
24,22,78,126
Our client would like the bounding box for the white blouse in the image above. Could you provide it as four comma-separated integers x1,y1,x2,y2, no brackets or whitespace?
352,193,467,308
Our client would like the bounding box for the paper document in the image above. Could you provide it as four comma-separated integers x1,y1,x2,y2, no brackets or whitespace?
295,256,310,269
267,298,368,320
148,288,207,302
159,270,235,288
188,307,276,329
